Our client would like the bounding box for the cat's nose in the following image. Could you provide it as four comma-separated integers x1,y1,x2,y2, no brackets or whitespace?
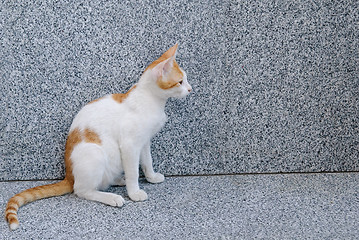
188,87,192,93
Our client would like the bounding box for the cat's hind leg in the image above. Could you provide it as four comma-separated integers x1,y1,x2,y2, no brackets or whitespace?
71,143,125,207
76,190,125,207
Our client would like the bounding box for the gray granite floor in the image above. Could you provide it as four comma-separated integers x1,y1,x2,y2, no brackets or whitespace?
1,173,359,239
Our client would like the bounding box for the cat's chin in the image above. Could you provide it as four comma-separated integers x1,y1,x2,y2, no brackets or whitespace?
174,91,191,99
173,94,189,100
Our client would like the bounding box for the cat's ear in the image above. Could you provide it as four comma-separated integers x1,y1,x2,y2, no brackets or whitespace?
151,44,178,78
163,43,178,59
145,43,179,78
152,55,175,78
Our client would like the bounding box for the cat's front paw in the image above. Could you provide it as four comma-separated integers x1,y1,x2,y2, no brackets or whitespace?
146,172,165,184
129,189,148,202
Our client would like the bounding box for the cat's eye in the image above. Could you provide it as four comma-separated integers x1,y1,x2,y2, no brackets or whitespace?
179,80,183,85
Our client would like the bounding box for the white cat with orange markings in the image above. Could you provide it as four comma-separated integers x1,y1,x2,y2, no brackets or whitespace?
5,44,192,230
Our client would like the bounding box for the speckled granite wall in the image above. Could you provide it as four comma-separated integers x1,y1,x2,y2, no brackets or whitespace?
0,1,358,181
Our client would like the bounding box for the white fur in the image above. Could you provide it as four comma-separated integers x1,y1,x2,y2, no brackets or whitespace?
70,52,191,205
10,222,19,230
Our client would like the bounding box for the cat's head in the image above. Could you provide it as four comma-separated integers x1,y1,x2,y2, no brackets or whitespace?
141,44,192,99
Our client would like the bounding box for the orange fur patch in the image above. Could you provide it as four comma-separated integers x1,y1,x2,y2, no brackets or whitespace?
9,218,19,226
112,85,137,104
65,128,81,184
84,128,102,145
112,94,126,103
6,212,16,219
8,217,18,224
6,206,17,212
7,199,19,208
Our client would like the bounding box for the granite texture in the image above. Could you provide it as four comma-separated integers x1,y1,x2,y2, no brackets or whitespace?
1,173,359,239
0,1,358,181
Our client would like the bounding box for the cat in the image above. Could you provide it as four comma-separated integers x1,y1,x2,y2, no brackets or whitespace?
5,43,192,230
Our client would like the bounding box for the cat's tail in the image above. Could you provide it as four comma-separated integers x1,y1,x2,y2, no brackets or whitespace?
5,178,73,230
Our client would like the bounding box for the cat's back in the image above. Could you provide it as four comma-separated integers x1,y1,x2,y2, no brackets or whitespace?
70,93,128,131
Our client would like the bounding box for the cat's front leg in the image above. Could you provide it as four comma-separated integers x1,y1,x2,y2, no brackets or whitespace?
140,142,165,184
121,145,148,202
